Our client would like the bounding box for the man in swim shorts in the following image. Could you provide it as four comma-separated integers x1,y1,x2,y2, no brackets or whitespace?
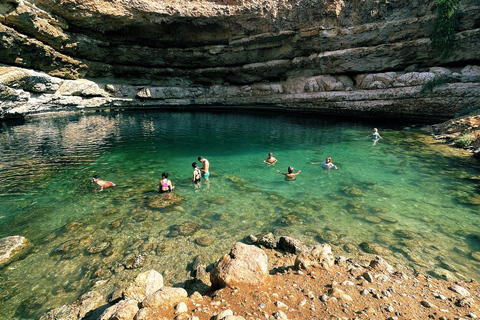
277,166,301,181
92,175,116,192
198,156,210,179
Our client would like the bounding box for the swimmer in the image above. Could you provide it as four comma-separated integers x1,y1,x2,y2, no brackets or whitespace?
277,166,301,181
368,128,382,146
92,175,116,192
264,152,278,165
192,162,202,189
321,157,338,171
158,172,174,193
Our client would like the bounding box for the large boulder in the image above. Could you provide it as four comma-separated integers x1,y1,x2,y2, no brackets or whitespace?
0,236,29,266
40,291,104,320
210,242,269,289
123,270,164,302
294,243,335,271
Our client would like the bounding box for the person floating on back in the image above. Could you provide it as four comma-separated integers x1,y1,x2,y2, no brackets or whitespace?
321,157,338,171
277,166,301,181
192,162,202,190
263,152,278,165
158,172,175,193
368,128,382,146
92,175,116,192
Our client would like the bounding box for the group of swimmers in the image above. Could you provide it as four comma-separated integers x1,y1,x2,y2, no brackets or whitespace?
92,129,382,191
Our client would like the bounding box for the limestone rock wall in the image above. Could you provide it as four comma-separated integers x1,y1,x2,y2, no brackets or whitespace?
1,0,480,120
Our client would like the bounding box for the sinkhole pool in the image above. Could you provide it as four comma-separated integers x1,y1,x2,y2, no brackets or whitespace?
1,110,480,320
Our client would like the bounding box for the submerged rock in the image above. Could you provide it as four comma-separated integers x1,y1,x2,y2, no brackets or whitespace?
359,242,393,256
86,240,111,254
40,291,104,320
147,194,184,209
167,222,201,237
195,236,215,247
124,252,148,269
341,187,365,197
0,236,29,266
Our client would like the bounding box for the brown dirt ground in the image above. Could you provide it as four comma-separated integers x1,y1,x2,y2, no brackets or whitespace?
147,249,480,320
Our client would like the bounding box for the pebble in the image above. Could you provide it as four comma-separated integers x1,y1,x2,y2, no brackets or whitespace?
175,302,188,314
363,272,374,283
275,301,288,309
420,300,436,308
272,310,288,320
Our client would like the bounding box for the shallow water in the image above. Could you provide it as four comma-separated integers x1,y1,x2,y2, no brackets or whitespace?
1,111,480,320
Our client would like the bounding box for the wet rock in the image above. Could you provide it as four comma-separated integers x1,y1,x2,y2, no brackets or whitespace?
123,270,164,301
99,299,139,320
62,222,84,232
167,222,201,237
124,252,148,269
278,236,308,254
364,216,382,224
256,232,277,249
109,287,125,303
380,216,398,224
141,287,188,308
317,230,338,243
0,236,29,266
195,236,215,247
429,268,456,281
369,256,394,273
457,195,480,205
343,243,359,254
147,194,183,209
295,243,334,271
471,251,480,261
210,242,269,289
341,186,365,197
40,291,104,320
359,242,393,256
393,230,421,240
86,240,111,254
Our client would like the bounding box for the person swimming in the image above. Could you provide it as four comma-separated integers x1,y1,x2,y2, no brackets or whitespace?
92,175,116,192
321,157,338,171
158,172,174,193
369,128,382,146
264,152,278,165
277,166,301,181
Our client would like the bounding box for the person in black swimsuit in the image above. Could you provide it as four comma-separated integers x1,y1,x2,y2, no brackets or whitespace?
192,162,201,189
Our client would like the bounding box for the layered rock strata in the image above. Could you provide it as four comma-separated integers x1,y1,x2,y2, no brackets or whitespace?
1,0,480,120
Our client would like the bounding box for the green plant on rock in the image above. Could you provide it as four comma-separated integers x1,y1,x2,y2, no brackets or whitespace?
430,0,460,60
454,132,475,148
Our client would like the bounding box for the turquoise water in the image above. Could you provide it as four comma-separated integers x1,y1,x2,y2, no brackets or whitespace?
1,111,480,319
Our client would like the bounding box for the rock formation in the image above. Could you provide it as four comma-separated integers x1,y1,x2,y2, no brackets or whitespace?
1,0,479,120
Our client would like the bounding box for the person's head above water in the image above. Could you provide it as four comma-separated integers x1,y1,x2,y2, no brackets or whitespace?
268,152,273,157
192,162,198,168
198,156,204,161
92,175,99,181
288,166,294,174
326,157,332,163
162,172,168,179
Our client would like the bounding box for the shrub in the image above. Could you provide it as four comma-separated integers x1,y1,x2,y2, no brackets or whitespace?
454,133,475,148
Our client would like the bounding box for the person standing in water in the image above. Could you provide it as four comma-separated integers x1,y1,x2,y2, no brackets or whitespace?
277,166,301,181
92,175,116,192
321,157,338,171
263,152,278,165
158,172,174,193
369,128,382,146
192,162,202,189
198,156,210,179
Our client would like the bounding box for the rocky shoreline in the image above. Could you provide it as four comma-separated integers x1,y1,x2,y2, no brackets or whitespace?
33,234,480,320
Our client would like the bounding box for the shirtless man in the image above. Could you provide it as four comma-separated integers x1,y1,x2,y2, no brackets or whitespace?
263,152,278,165
198,157,210,179
277,167,301,181
92,175,116,192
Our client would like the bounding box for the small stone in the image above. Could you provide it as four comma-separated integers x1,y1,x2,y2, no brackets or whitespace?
275,301,288,309
175,302,188,314
272,310,288,320
320,295,328,302
363,272,374,283
421,300,436,308
215,309,233,319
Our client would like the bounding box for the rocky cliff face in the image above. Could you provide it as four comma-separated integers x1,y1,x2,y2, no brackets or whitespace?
1,0,480,120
